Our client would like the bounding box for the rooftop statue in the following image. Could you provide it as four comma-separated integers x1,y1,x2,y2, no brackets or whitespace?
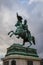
8,13,35,47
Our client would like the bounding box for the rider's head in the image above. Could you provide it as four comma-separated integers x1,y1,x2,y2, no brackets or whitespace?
24,19,27,25
17,13,23,21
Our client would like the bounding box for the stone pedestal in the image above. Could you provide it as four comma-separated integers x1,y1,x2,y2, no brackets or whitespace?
2,55,41,65
2,44,41,65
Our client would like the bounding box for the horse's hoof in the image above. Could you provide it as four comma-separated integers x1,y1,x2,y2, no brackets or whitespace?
17,36,19,38
8,33,9,35
27,46,30,48
10,35,12,37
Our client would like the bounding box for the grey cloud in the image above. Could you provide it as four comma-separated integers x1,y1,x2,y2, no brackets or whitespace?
28,2,43,57
29,2,43,34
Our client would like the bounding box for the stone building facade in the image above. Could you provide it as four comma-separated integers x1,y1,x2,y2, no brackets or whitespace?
2,44,42,65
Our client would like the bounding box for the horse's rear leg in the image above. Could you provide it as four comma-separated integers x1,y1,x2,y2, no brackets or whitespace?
28,42,32,47
23,40,25,45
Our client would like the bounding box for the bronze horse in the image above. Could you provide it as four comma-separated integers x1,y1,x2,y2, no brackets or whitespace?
8,13,35,47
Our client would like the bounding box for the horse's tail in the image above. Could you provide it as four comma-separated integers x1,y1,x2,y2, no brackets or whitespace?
32,36,35,45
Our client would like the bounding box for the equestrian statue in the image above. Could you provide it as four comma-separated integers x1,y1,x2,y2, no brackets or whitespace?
8,13,35,47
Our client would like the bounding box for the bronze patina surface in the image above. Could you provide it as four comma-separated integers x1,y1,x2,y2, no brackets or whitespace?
6,44,38,57
8,13,35,47
7,13,38,57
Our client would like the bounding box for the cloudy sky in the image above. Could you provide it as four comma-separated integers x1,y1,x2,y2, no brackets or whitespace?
0,0,43,64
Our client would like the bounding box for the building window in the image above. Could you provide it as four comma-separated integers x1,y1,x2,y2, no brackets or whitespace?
11,60,16,65
40,61,43,65
27,61,33,65
3,61,9,65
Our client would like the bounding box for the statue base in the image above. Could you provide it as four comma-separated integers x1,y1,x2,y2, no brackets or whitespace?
6,44,38,57
2,44,42,65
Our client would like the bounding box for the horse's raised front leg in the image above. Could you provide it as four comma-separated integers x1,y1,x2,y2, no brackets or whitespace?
10,33,14,37
8,31,14,37
8,31,14,35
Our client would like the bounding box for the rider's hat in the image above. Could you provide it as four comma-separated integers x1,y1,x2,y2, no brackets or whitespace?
17,13,23,20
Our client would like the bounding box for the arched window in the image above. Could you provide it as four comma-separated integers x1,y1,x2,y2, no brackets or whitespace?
3,61,9,65
11,60,16,65
40,59,43,65
27,61,33,65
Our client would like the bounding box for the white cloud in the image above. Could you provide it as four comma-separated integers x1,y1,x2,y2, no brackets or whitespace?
0,61,3,65
33,0,43,2
29,0,34,5
0,5,28,59
29,0,43,5
0,5,17,59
